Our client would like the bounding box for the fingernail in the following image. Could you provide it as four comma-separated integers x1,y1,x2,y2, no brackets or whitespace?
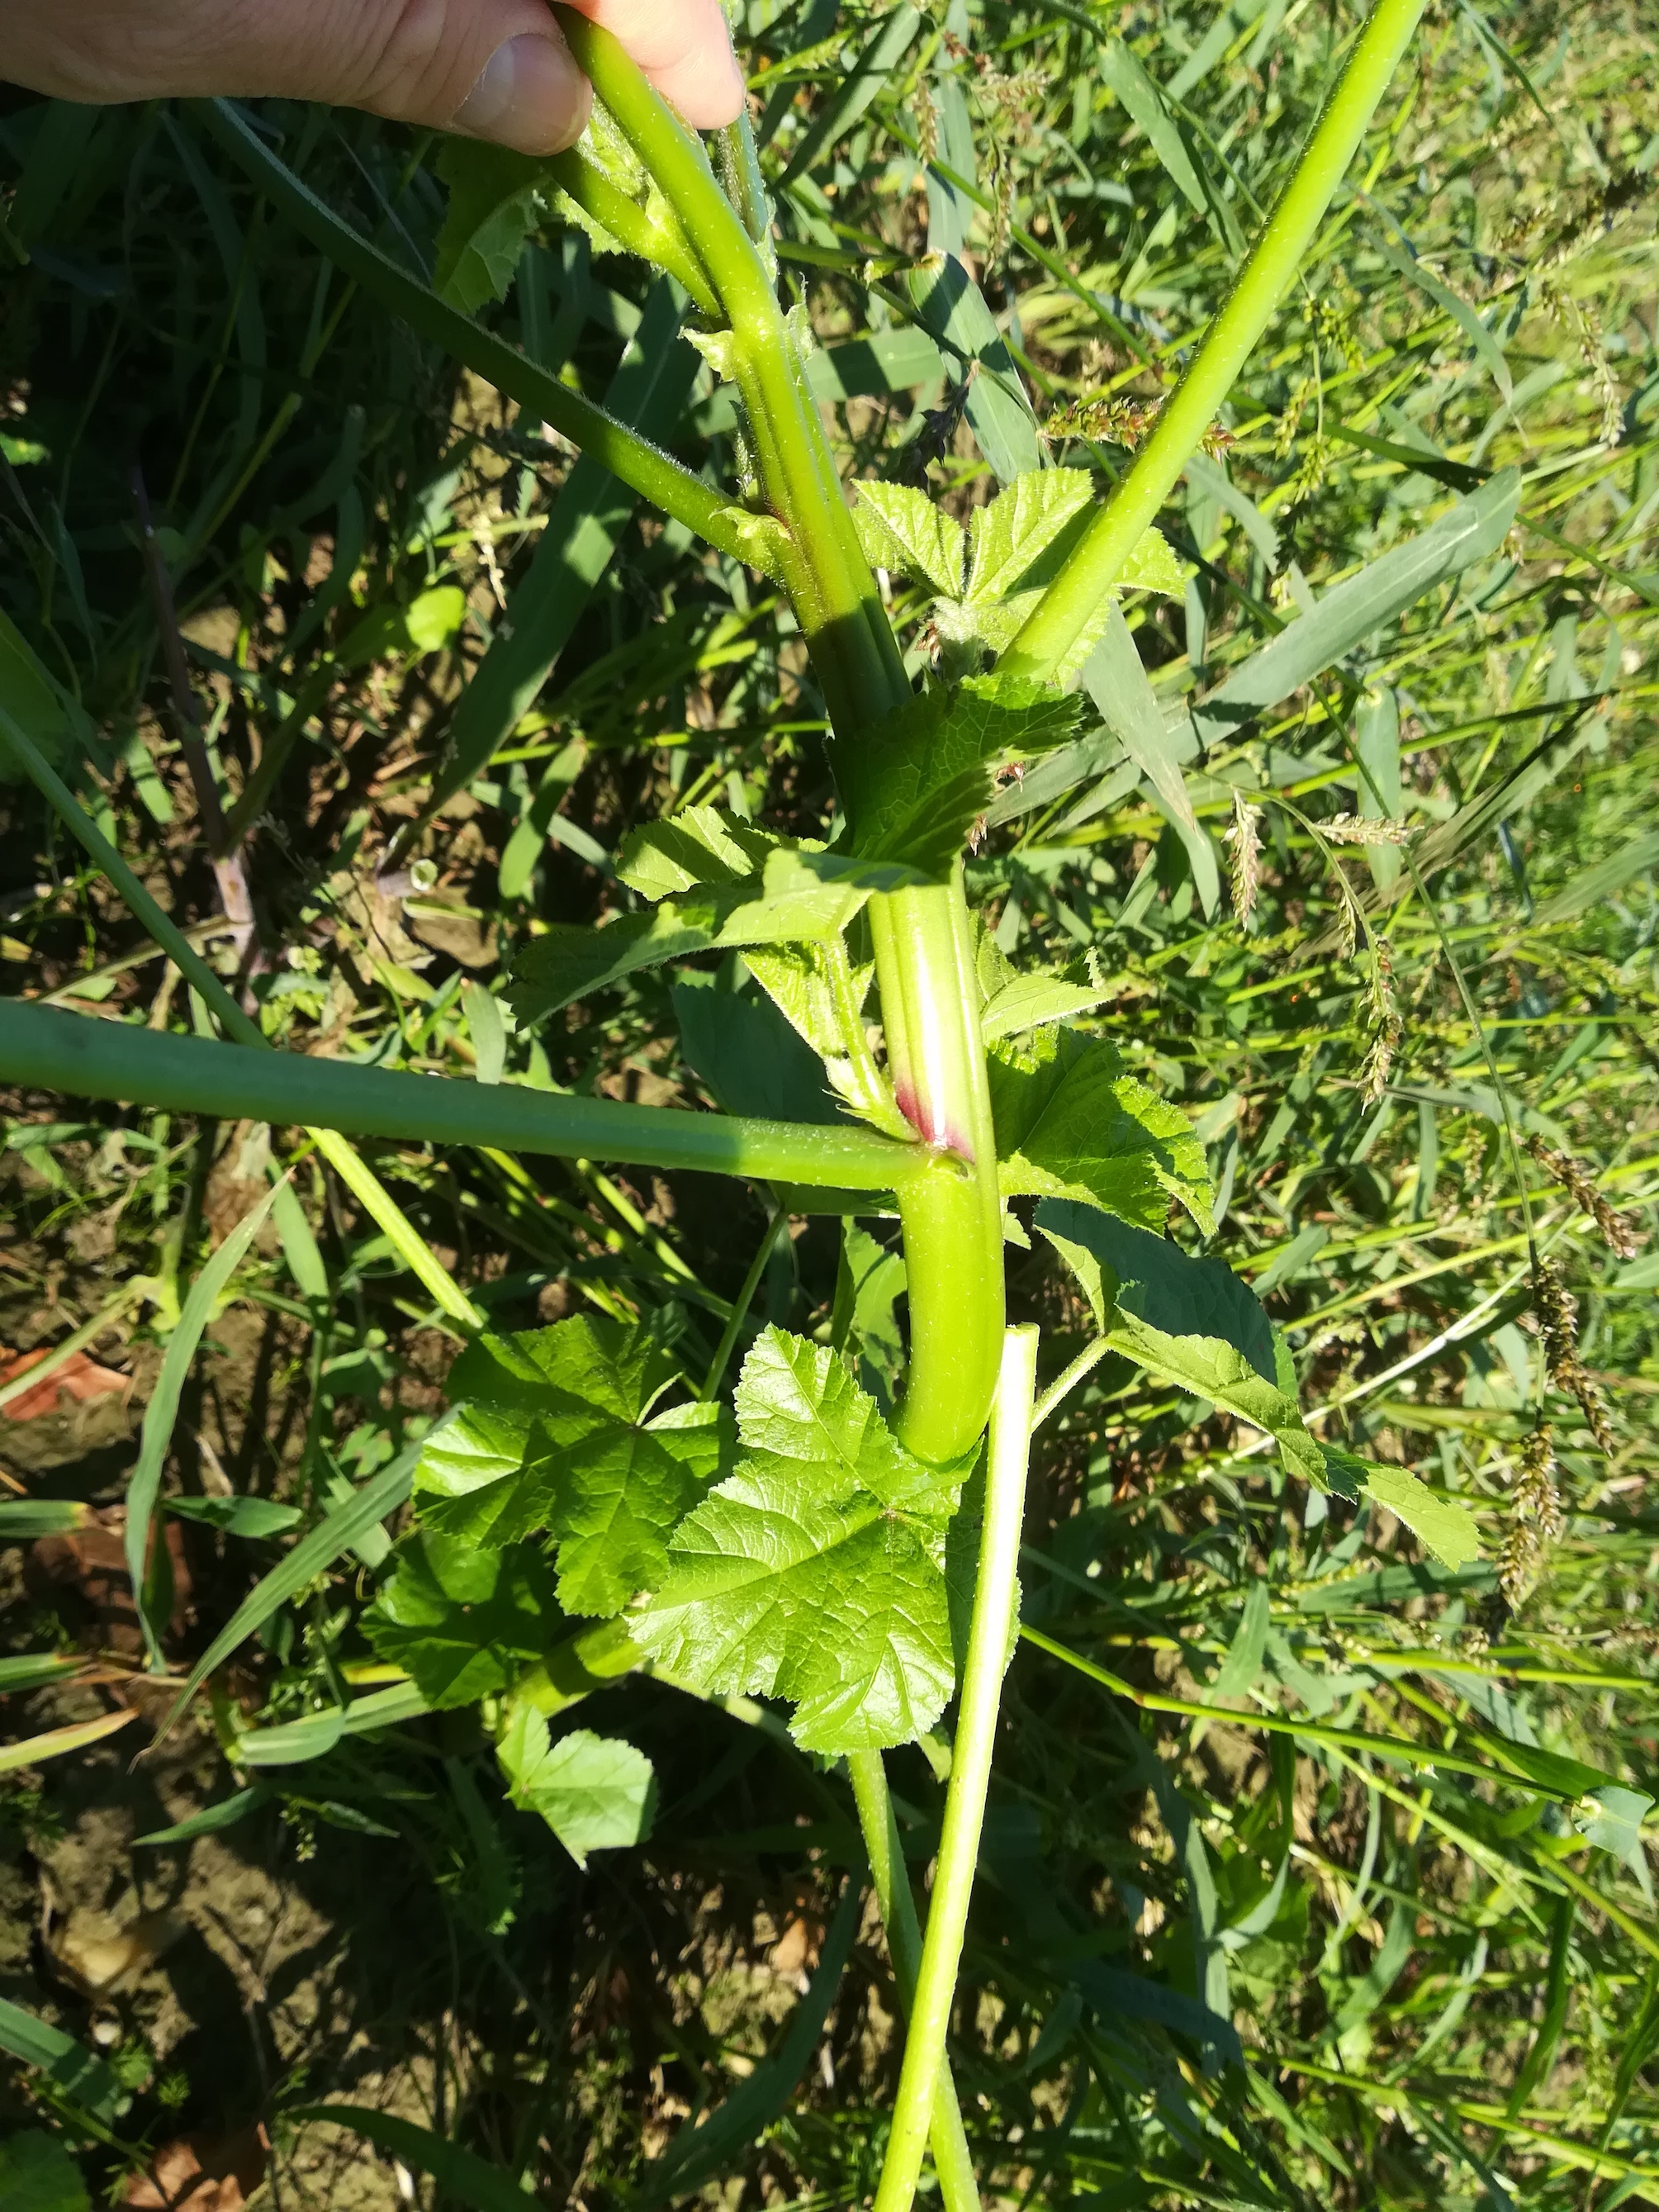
452,32,591,155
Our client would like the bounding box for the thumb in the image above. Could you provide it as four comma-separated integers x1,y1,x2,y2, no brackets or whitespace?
0,0,594,156
265,0,597,155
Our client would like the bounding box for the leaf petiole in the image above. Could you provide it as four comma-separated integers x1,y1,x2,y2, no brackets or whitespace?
1002,0,1433,681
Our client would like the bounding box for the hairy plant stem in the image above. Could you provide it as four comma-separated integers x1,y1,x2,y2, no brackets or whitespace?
846,1750,982,2212
0,707,483,1329
871,1327,1038,2212
1003,0,1431,681
555,11,1005,1457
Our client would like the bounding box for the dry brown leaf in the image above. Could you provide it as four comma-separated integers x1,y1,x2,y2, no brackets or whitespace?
1,1346,130,1421
122,2127,268,2210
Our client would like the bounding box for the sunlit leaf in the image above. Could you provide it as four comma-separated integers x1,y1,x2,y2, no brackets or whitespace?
633,1328,963,1752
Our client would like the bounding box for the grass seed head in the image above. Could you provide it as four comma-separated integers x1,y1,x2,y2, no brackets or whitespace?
1358,933,1401,1107
1323,812,1413,846
1530,1256,1615,1455
1526,1135,1642,1261
1499,1420,1565,1611
1227,790,1263,931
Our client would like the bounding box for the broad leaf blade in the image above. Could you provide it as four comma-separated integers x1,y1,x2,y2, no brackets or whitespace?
433,141,547,310
415,1318,702,1615
993,1031,1213,1233
832,676,1078,879
1036,1201,1321,1484
854,482,965,598
365,1533,556,1707
633,1328,961,1752
966,470,1097,603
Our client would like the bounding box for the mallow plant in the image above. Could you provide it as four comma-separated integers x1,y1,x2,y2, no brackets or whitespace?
0,2,1481,2202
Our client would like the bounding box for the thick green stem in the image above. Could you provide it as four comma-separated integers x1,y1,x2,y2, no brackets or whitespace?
1002,0,1430,682
868,884,1004,1464
846,1750,982,2212
0,1001,940,1197
871,1327,1037,2212
543,11,1003,1460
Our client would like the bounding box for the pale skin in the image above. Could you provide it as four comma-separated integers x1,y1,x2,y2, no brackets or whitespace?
0,0,745,154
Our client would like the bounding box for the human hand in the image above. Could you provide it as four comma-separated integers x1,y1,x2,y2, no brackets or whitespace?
0,0,745,155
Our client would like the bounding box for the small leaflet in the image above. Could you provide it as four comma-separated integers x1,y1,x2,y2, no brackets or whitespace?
497,1709,656,1866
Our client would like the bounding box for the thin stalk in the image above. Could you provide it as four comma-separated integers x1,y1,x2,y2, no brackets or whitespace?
846,1750,982,2212
1002,0,1430,681
698,1206,789,1399
872,1327,1038,2212
543,149,718,312
1031,1336,1112,1430
195,100,765,575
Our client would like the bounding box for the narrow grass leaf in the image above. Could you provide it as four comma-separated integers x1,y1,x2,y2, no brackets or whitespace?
135,1785,273,1847
156,1444,419,1743
0,1707,137,1777
1084,603,1219,914
126,1176,284,1666
287,2108,539,2212
0,1994,124,2120
1186,472,1520,756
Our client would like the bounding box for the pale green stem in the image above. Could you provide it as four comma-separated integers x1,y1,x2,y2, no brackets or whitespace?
543,148,718,311
868,883,1005,1465
872,1327,1039,2212
552,7,908,721
1001,0,1431,682
846,1750,983,2212
0,1002,936,1199
1031,1337,1112,1431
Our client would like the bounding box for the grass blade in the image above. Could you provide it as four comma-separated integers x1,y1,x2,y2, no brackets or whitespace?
0,1707,137,1777
286,2106,539,2212
154,1444,419,1744
126,1177,284,1668
0,1993,124,2120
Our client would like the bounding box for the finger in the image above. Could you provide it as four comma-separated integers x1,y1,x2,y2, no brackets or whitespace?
0,0,593,156
562,0,745,130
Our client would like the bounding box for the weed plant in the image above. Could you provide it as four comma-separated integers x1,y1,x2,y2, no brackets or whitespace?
1,2,1657,2208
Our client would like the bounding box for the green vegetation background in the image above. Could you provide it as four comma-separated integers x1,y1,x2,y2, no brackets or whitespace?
1,0,1657,2206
